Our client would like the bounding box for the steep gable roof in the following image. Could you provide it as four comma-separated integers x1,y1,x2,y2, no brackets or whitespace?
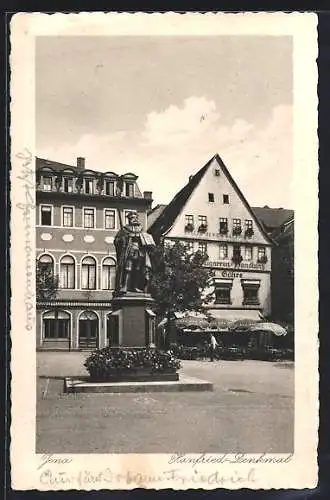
147,204,167,229
148,153,273,244
148,155,214,239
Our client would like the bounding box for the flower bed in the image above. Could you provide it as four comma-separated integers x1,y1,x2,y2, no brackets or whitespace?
84,347,181,381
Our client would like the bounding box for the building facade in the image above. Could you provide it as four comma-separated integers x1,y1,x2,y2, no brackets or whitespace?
148,154,273,325
36,157,153,350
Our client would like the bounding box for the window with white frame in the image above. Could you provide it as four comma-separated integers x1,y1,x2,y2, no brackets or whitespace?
62,207,74,227
244,246,253,261
43,176,52,191
59,255,75,289
124,210,136,225
84,178,94,194
43,310,70,339
198,242,207,256
63,177,73,193
257,246,267,262
105,180,115,196
102,257,116,290
219,217,228,234
185,240,194,254
104,209,116,229
40,205,52,226
83,208,95,228
81,256,96,289
219,243,228,260
125,182,134,197
198,215,207,228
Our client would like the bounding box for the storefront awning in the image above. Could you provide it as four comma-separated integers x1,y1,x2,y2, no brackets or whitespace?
208,309,263,330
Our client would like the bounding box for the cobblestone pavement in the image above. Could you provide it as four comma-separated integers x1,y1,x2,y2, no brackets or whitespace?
36,352,294,454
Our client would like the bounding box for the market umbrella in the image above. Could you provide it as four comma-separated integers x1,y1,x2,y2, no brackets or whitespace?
248,322,287,336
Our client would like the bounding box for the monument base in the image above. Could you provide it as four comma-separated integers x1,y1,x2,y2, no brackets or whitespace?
109,293,156,347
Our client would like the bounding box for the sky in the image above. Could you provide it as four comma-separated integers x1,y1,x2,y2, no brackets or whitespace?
36,36,293,208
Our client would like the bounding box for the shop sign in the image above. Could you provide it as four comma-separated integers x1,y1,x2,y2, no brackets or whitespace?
205,260,265,271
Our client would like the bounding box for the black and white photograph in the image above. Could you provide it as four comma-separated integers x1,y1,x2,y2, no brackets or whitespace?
10,12,318,490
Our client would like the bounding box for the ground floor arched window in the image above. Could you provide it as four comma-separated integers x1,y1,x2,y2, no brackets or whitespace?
43,310,70,339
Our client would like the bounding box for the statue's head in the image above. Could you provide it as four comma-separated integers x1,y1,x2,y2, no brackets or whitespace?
127,211,139,225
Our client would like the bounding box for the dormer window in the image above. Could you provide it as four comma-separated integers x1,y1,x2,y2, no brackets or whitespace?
125,182,134,197
43,176,52,191
105,180,115,196
84,179,94,194
63,177,73,193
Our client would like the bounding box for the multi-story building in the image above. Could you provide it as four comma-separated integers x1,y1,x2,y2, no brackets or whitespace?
148,154,273,326
36,156,153,350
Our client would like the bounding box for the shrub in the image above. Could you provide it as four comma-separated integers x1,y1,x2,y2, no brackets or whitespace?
84,347,181,380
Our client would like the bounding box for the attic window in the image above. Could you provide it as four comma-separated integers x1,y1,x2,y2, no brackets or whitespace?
223,194,229,204
208,193,215,202
215,169,220,176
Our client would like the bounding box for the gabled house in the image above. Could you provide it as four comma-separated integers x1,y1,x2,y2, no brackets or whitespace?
148,154,273,323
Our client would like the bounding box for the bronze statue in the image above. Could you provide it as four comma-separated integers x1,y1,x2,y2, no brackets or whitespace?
114,211,155,295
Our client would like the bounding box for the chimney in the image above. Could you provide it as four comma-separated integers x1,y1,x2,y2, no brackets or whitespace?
143,191,153,200
76,157,85,170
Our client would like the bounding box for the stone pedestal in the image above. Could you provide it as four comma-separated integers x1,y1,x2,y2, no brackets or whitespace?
109,293,156,347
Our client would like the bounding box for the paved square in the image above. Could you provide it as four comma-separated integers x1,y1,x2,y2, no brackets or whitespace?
37,352,294,454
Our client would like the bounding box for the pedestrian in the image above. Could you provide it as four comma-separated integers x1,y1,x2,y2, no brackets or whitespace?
209,333,218,362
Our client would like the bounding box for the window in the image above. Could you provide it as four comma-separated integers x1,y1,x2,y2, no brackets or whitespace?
40,205,52,226
219,217,228,234
219,244,228,260
43,310,70,339
208,193,215,202
215,168,220,176
102,257,116,290
198,215,207,231
232,243,242,264
198,242,207,257
245,219,253,230
38,254,54,275
63,177,73,193
105,180,115,196
244,246,253,261
43,176,52,191
62,207,74,227
104,209,116,229
214,279,232,305
185,214,194,231
124,210,136,225
241,280,260,305
223,194,229,204
59,256,75,289
125,182,134,197
81,256,96,289
245,219,254,237
233,218,242,235
185,241,194,254
84,178,94,194
83,208,95,228
257,246,267,262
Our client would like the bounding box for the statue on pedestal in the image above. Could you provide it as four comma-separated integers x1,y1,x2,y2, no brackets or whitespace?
114,211,155,295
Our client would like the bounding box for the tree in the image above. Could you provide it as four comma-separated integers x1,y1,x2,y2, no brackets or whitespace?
36,260,59,302
150,241,214,346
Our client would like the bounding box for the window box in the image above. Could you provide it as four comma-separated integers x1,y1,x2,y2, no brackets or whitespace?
244,228,254,238
243,298,260,306
185,223,194,232
258,255,268,264
232,227,242,236
198,224,208,233
219,228,228,235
